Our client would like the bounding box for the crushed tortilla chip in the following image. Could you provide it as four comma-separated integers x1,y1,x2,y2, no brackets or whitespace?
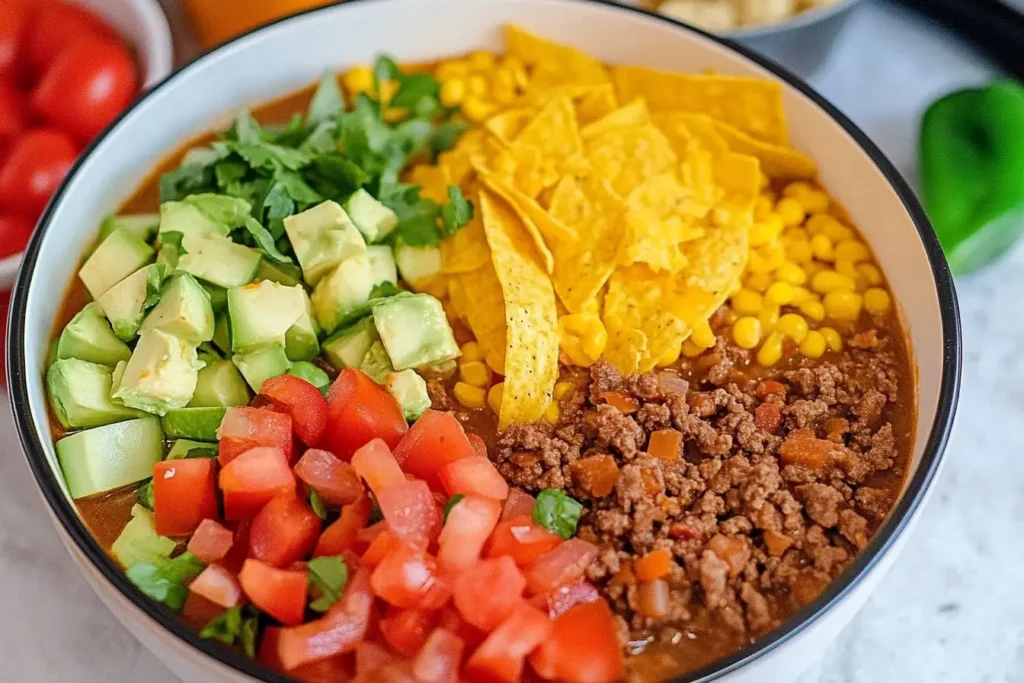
441,208,491,274
574,84,619,126
583,122,678,197
475,165,556,274
505,25,609,93
457,264,508,375
580,98,651,140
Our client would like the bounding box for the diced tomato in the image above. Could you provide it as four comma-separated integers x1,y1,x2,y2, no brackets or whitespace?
187,519,235,564
370,543,446,609
219,447,296,520
365,660,418,683
380,606,437,656
278,566,374,670
437,494,501,573
453,556,526,633
361,529,398,566
220,520,251,574
219,407,294,466
314,496,372,558
413,628,465,683
464,602,553,683
525,539,599,595
351,438,405,497
152,459,218,537
354,641,395,679
486,516,563,567
438,457,509,501
393,410,475,491
260,374,330,446
501,489,536,522
377,479,441,550
260,627,354,683
355,520,388,553
530,578,600,620
189,564,243,609
181,592,225,632
528,599,624,683
249,494,321,568
239,559,307,626
294,449,363,506
439,603,488,650
322,368,407,459
467,432,488,459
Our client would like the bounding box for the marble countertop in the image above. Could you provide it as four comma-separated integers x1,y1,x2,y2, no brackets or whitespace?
1,1,1021,681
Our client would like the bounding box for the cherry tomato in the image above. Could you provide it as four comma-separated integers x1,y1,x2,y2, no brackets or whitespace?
0,1,32,81
0,214,34,259
0,82,28,144
26,1,114,72
0,128,77,217
32,37,138,142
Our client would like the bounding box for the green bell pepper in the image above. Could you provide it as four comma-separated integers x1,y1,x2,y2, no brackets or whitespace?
919,79,1024,274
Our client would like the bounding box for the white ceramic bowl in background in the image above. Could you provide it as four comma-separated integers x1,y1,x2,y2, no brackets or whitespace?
7,1,961,681
0,0,173,289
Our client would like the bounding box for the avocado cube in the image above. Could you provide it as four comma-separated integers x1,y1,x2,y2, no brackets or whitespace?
373,294,459,371
112,329,205,416
360,341,394,383
79,228,155,300
99,214,160,244
140,272,216,344
190,360,251,408
111,505,176,569
345,189,398,243
312,254,375,335
166,439,219,460
288,361,331,391
56,303,132,367
97,264,166,342
178,234,262,289
47,359,146,429
367,245,398,289
110,360,127,395
159,198,232,243
161,407,227,442
227,280,318,357
57,417,164,499
385,369,430,421
394,239,441,288
285,304,321,362
284,200,366,286
322,317,378,370
203,284,228,313
233,344,292,392
212,313,232,355
257,260,303,287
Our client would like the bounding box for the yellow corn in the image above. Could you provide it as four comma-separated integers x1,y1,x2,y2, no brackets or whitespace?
758,305,780,331
468,50,496,70
467,74,488,97
776,197,806,227
777,313,809,343
784,227,810,243
835,240,870,263
544,401,560,425
435,60,470,80
824,290,863,321
759,242,787,271
798,299,826,322
757,332,784,367
754,195,775,221
492,68,517,104
454,382,486,409
808,214,854,242
459,361,491,388
775,261,807,286
439,78,467,107
732,316,762,350
462,96,495,122
791,285,815,303
785,239,813,265
810,269,857,294
765,281,795,306
783,181,814,199
745,272,772,293
343,66,374,94
681,339,705,358
834,258,859,281
864,287,892,316
460,341,483,362
820,326,843,352
800,330,826,359
810,233,834,261
746,250,773,274
487,383,504,413
858,262,883,286
691,320,717,349
802,190,830,214
553,381,575,401
658,342,683,367
750,214,785,246
731,288,763,315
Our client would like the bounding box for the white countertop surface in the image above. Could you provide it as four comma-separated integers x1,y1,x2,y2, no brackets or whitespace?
1,1,1020,681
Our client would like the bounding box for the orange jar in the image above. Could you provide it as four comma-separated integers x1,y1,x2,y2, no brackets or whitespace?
183,0,337,48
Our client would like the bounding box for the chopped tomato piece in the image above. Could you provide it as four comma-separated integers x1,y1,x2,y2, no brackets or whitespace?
486,516,563,567
439,603,488,650
530,579,600,620
453,556,526,632
314,496,372,558
413,628,465,683
596,391,639,414
370,543,446,609
467,432,488,459
525,539,599,595
239,559,307,626
189,564,243,609
181,592,225,631
500,489,536,521
322,369,407,459
259,627,354,683
351,438,405,497
260,374,330,446
152,459,218,537
249,494,322,568
437,494,502,573
377,479,441,550
187,519,235,564
220,520,251,575
218,406,293,466
355,519,387,552
277,566,374,670
294,448,363,506
528,599,624,683
438,457,509,501
219,447,296,520
361,529,398,566
380,606,437,656
393,410,475,491
365,660,418,682
464,602,553,683
354,641,395,679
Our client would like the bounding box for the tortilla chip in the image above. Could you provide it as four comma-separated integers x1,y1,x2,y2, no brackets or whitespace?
478,189,559,428
438,128,487,188
458,264,508,375
505,25,609,92
584,123,677,197
652,111,730,159
441,209,491,274
603,327,646,375
580,98,650,140
475,166,556,274
603,265,691,373
447,277,469,322
485,107,536,142
574,84,619,126
513,96,584,180
407,164,451,205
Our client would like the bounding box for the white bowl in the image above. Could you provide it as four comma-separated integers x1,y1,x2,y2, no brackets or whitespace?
7,1,961,681
0,0,173,289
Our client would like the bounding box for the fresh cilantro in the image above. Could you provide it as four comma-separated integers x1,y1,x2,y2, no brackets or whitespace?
136,479,155,511
429,119,468,159
213,160,248,191
533,490,583,540
160,231,185,255
442,494,465,522
305,154,370,200
160,164,214,202
228,111,264,144
300,121,339,155
142,274,163,310
309,488,328,521
268,114,309,148
241,612,259,658
274,169,323,205
244,217,293,264
308,71,345,127
369,282,400,299
441,185,474,235
125,552,205,611
185,447,219,459
227,140,311,173
200,606,243,646
307,556,349,613
379,183,442,247
373,55,401,94
390,73,441,109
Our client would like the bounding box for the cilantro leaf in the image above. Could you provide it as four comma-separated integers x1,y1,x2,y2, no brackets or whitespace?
252,182,295,239
200,606,243,646
442,494,465,522
308,71,345,126
160,164,214,202
379,183,442,247
390,73,440,109
136,479,155,511
309,488,328,521
274,169,323,205
160,231,186,256
533,490,583,540
300,121,339,155
369,282,400,299
184,447,218,459
308,556,349,613
267,114,308,148
441,185,473,235
244,217,293,264
241,613,259,658
213,160,248,191
125,552,205,611
306,154,370,200
227,140,310,173
429,119,468,159
373,56,401,94
228,111,264,144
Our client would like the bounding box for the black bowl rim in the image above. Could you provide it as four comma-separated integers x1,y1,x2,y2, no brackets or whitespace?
6,1,961,681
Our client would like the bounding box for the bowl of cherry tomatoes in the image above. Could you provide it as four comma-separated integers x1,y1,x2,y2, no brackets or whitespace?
0,0,172,289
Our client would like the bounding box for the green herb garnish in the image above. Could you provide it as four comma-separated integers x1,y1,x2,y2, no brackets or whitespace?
125,551,205,611
200,606,244,646
533,490,583,540
307,555,349,613
442,494,465,522
136,479,155,511
309,488,328,521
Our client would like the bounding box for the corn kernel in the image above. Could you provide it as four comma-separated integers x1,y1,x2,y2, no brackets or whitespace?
454,382,486,409
658,342,683,367
435,60,470,80
801,190,830,214
462,96,495,122
754,195,775,221
800,330,826,359
544,401,560,425
760,242,786,270
732,316,762,350
776,197,806,227
765,281,795,306
784,227,810,243
798,299,826,322
681,339,705,358
785,239,813,264
467,74,488,96
810,269,856,294
487,382,504,413
746,250,772,274
835,240,870,264
807,214,854,242
343,66,374,94
824,290,863,321
777,313,809,343
554,381,575,401
731,288,763,315
460,341,483,362
745,272,772,293
864,287,892,316
858,262,883,286
834,258,859,281
775,261,807,286
783,181,814,199
791,286,815,303
750,214,785,246
758,305,780,331
459,360,491,388
439,78,467,107
820,327,843,352
468,51,496,70
757,332,784,367
691,320,717,350
810,233,834,261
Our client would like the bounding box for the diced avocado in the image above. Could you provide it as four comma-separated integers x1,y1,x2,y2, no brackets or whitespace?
167,439,218,460
112,329,205,416
56,417,164,499
110,360,127,395
367,245,398,289
284,200,366,286
47,359,145,429
140,272,215,344
97,264,166,341
288,361,330,391
322,317,378,370
227,280,315,354
111,505,176,569
202,284,228,313
178,234,262,289
156,243,179,270
345,188,398,243
385,369,430,421
196,344,223,367
312,254,375,334
158,194,250,243
212,313,232,355
161,407,226,442
79,228,155,300
190,360,251,408
258,260,303,287
394,238,441,288
373,293,459,370
56,303,132,366
285,293,320,362
360,341,395,383
99,214,160,244
180,194,251,227
233,344,292,392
